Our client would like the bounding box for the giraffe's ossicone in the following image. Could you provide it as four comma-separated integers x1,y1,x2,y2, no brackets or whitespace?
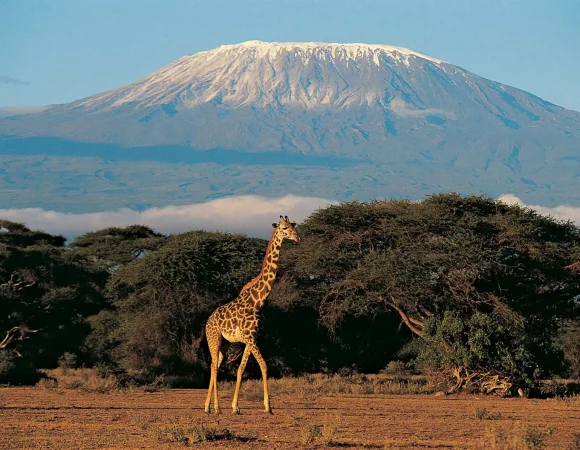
204,215,300,414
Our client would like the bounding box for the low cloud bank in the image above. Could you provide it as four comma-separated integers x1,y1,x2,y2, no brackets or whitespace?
499,194,580,224
2,194,578,241
0,195,337,238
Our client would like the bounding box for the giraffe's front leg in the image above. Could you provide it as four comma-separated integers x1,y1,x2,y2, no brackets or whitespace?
231,344,252,414
251,345,272,414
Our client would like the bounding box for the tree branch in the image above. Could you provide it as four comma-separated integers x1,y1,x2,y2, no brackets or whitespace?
385,296,426,338
0,271,36,291
0,327,21,349
0,326,39,352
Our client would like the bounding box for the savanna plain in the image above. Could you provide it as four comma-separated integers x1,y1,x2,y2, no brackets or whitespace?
1,379,579,449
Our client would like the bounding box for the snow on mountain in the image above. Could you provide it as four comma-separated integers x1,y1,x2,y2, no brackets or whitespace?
5,39,579,157
74,41,447,111
1,40,580,211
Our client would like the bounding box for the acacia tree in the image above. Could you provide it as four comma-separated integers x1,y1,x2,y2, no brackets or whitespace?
0,220,107,383
68,225,166,272
273,194,580,393
85,231,267,379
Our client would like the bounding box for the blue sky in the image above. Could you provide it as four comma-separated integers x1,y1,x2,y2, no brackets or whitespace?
1,0,579,111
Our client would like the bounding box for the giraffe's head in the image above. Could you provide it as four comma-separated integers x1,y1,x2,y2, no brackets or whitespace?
272,215,301,242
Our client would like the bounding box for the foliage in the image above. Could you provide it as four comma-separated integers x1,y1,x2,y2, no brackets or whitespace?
417,311,539,391
98,231,267,375
68,225,166,271
272,194,580,390
0,220,107,383
558,319,580,378
2,194,580,390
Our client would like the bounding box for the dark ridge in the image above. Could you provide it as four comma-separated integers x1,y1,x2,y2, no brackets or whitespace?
0,136,367,167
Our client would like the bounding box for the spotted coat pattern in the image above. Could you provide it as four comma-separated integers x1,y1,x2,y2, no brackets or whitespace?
204,215,300,414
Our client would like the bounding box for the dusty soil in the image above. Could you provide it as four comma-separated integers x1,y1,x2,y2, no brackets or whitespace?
0,387,579,449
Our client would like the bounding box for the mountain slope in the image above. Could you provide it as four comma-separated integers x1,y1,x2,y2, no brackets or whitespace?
1,41,580,211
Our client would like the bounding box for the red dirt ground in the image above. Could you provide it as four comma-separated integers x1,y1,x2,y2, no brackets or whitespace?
1,387,579,449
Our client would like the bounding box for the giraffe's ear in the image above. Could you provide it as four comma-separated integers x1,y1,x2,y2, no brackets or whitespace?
272,223,278,228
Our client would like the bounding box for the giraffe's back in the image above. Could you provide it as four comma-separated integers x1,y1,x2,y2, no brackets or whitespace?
207,296,260,344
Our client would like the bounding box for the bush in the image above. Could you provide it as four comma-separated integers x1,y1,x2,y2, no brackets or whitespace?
36,368,120,393
155,417,255,445
58,352,78,369
417,311,538,393
523,425,553,449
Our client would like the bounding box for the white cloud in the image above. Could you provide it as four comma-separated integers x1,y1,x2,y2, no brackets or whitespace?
0,195,337,238
498,194,580,224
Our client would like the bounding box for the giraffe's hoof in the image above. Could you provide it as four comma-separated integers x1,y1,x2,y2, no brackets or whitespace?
232,408,240,415
204,408,210,414
214,408,222,415
265,408,273,415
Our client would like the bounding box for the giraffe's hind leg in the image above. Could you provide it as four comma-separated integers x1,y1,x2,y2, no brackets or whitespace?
204,321,222,414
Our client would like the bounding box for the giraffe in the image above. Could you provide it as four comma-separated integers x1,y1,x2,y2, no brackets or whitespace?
204,215,300,415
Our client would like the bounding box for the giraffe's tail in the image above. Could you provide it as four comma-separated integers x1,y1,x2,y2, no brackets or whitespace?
190,319,211,367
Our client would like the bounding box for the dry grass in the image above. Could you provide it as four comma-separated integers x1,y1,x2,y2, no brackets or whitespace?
219,372,435,401
37,367,120,393
297,413,341,446
154,416,256,445
568,432,580,450
478,424,554,449
474,406,502,420
554,393,580,405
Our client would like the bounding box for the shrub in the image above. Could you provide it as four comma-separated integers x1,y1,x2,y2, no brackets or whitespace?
36,368,119,393
300,423,322,445
523,425,553,449
417,311,538,393
57,352,78,369
474,407,501,420
568,432,580,450
155,417,255,445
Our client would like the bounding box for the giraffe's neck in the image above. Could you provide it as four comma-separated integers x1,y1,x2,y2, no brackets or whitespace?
247,229,283,309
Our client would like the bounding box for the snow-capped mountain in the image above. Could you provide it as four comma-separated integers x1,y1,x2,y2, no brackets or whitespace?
1,40,580,211
74,41,446,111
3,40,579,155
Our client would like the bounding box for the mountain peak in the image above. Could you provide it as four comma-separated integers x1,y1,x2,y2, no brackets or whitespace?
202,40,445,65
70,40,450,112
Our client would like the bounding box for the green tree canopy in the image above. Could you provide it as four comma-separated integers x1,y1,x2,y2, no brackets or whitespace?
0,220,107,383
68,225,166,271
272,194,580,391
93,231,267,376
